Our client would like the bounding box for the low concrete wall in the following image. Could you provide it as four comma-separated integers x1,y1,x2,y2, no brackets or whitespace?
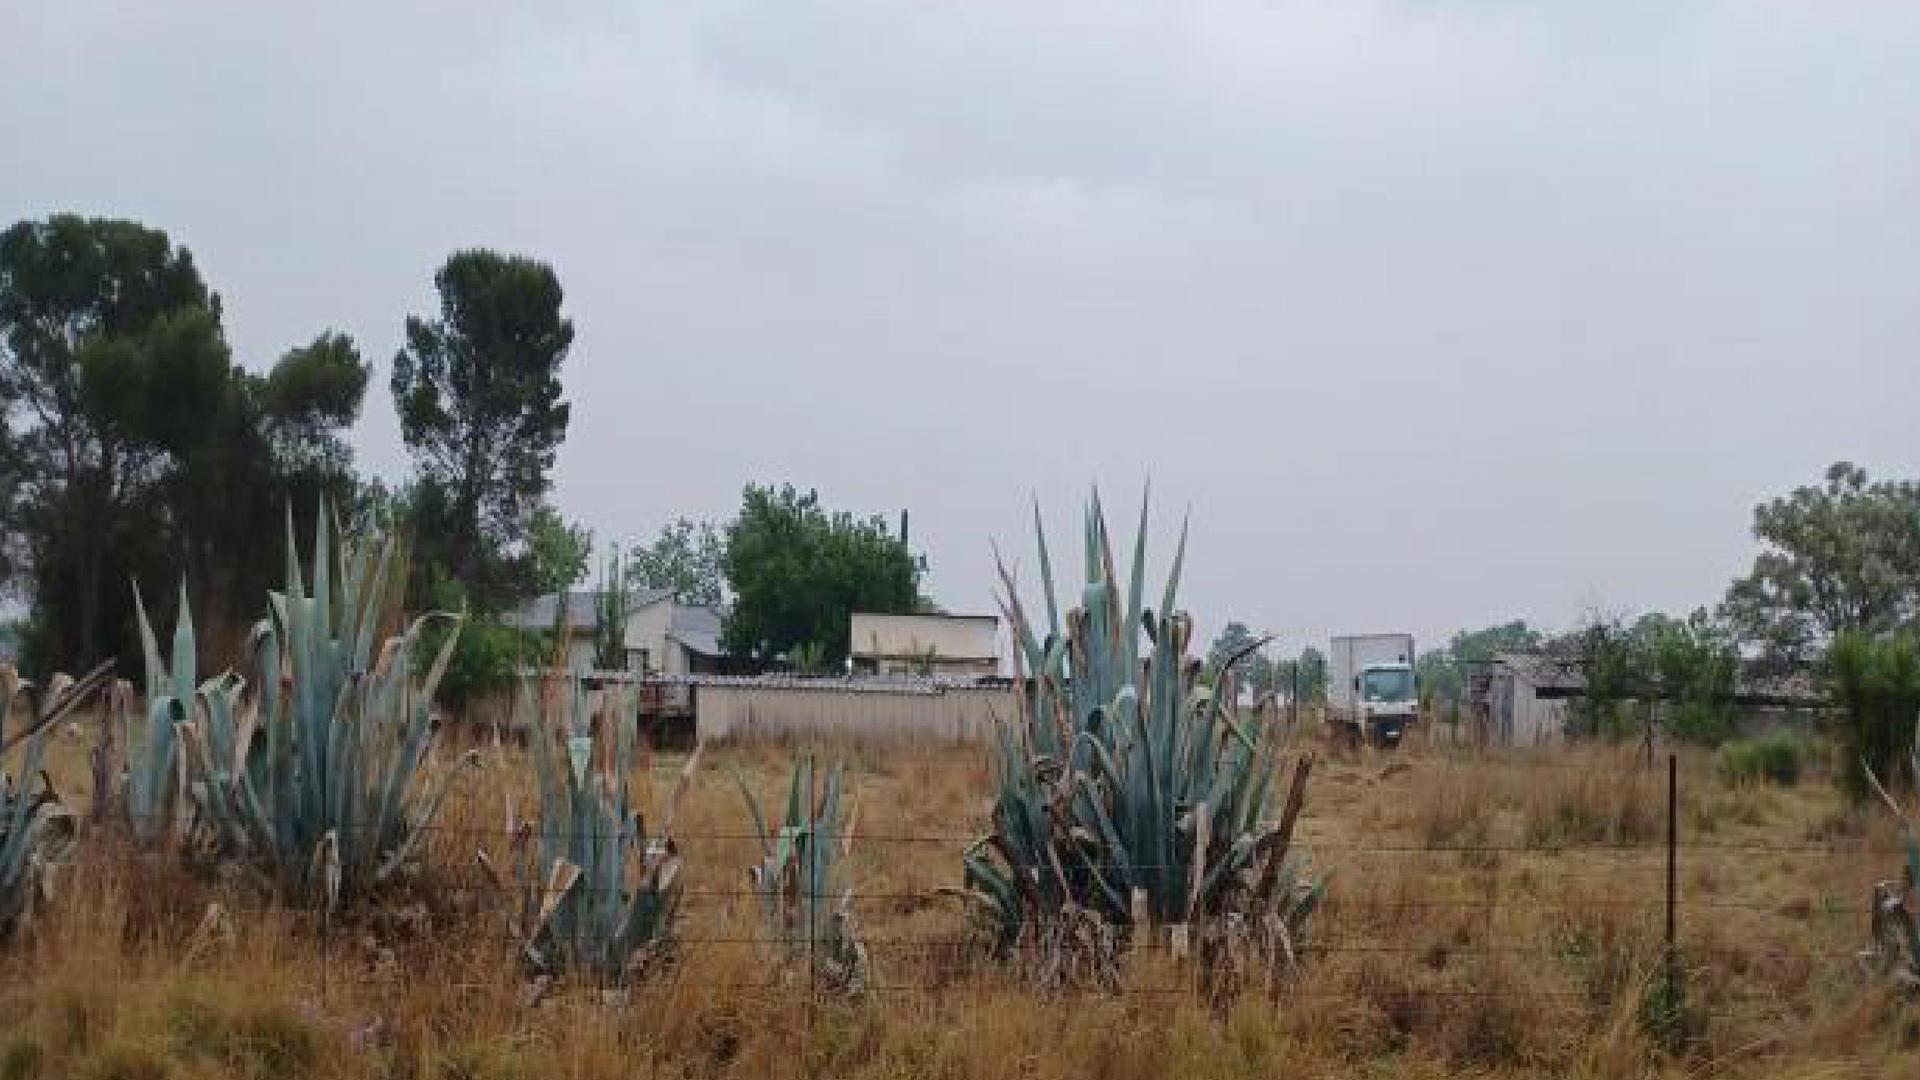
693,678,1013,745
455,674,1015,746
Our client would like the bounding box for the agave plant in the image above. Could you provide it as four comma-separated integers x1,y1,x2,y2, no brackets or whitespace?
1860,710,1920,989
139,506,478,908
114,584,198,844
478,676,693,996
737,753,869,994
2,663,113,939
958,491,1322,995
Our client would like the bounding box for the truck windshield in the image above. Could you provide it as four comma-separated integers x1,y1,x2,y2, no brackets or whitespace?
1362,668,1414,703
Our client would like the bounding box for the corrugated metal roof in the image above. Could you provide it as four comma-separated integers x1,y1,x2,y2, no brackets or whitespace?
1484,649,1827,706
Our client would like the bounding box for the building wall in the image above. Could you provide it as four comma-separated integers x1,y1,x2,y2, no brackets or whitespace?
694,680,1013,745
623,600,672,674
1511,682,1566,746
1489,669,1566,746
561,637,597,674
849,613,999,674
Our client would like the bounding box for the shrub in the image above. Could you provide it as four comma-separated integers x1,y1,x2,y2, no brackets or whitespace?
1716,733,1811,786
1827,631,1920,801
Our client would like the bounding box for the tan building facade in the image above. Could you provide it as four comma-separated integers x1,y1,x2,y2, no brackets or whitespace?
849,613,1000,678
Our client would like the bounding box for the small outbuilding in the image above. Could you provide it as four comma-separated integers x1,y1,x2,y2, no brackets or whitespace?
849,613,1000,678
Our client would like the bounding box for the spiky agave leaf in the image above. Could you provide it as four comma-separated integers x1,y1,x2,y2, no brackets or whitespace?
737,753,868,994
159,500,478,910
478,676,692,989
2,663,111,940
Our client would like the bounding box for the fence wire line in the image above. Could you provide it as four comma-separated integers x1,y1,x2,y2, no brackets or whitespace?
86,813,1917,856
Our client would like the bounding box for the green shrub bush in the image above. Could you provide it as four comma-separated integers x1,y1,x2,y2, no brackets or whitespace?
1827,631,1920,800
1716,733,1813,786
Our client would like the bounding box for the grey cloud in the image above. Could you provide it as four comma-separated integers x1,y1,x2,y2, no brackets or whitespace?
2,0,1917,653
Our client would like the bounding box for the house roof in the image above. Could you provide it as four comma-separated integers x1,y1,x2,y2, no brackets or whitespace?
1482,648,1827,707
667,603,724,657
501,588,672,631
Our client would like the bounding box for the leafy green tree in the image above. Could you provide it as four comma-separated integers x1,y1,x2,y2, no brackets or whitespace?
627,517,726,607
523,504,592,597
1640,612,1739,744
1301,648,1327,702
391,250,573,608
1723,462,1920,665
1417,620,1544,712
418,570,537,708
2,216,374,670
1566,618,1644,740
1563,611,1739,744
1414,649,1458,714
592,547,629,671
1206,621,1273,703
721,484,925,665
256,331,368,477
0,215,215,663
1827,630,1920,800
1273,647,1327,705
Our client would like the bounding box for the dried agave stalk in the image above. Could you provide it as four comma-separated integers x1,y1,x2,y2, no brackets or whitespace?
2,662,113,940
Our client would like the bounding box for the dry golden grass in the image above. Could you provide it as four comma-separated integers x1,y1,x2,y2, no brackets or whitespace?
3,725,1917,1079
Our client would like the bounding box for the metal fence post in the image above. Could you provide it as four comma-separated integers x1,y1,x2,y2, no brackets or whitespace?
806,754,818,1079
1665,752,1679,993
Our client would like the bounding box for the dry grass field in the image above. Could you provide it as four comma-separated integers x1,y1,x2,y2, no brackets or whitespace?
3,723,1916,1080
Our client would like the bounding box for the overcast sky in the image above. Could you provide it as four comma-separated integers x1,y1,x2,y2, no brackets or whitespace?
4,1,1917,653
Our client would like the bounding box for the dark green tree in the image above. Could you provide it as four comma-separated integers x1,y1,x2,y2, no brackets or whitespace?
1723,462,1920,666
0,215,217,665
1417,620,1544,712
1639,611,1739,744
721,484,925,665
627,517,726,608
592,546,629,671
257,331,368,476
1205,621,1273,703
523,504,592,598
1561,611,1739,744
1,215,372,670
1827,630,1920,799
1274,647,1328,705
390,250,573,608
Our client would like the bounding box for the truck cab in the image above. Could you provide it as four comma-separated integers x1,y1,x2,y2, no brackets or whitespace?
1358,662,1417,747
1328,633,1418,749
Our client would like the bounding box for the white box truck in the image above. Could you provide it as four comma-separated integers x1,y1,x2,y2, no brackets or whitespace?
1328,633,1417,747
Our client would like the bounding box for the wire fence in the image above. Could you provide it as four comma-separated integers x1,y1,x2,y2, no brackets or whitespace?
63,795,1899,1021
11,727,1905,1080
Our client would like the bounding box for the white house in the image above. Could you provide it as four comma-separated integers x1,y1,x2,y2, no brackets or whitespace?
502,589,727,675
623,593,725,675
